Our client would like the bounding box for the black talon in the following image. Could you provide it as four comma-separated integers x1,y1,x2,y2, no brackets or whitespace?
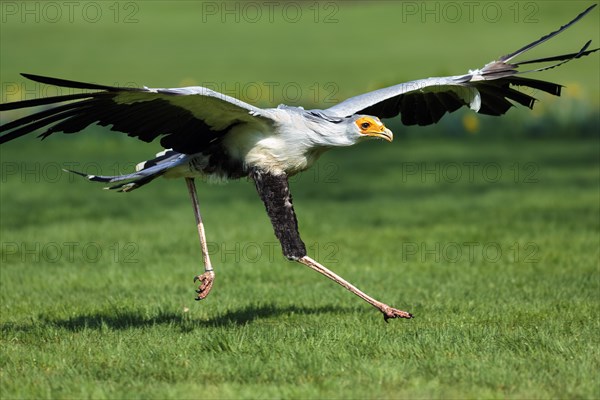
192,271,215,300
383,310,413,322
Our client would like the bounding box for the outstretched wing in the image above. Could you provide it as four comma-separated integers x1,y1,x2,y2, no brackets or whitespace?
325,5,598,125
0,74,275,154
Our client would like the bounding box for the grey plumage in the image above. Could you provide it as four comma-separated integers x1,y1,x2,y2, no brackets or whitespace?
0,5,597,320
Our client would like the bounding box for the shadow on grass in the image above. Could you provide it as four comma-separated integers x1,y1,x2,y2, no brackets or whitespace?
2,304,354,334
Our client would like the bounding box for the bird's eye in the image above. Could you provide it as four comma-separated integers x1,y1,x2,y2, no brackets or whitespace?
361,122,371,129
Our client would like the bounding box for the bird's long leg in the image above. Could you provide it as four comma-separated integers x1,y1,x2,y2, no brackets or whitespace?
296,256,412,321
250,169,412,321
185,177,215,300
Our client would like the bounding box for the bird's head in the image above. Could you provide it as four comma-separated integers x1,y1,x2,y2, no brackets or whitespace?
352,115,393,143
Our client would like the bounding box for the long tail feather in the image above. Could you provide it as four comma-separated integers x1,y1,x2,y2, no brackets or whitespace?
514,46,599,67
477,5,598,81
514,40,596,75
498,4,597,63
0,92,101,111
65,150,186,192
20,73,139,92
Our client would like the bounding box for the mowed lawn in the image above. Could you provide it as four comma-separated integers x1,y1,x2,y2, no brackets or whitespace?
1,1,599,399
1,134,598,399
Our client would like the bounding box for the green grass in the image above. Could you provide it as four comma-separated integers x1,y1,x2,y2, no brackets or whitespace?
1,135,599,399
1,1,599,399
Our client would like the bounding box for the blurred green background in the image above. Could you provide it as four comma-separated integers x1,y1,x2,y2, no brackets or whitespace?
1,1,598,136
1,1,599,111
1,2,599,399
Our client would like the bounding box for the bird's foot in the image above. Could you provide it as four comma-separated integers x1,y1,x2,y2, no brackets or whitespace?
194,270,215,300
381,305,413,322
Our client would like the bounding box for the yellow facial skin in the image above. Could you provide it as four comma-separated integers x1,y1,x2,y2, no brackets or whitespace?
355,116,394,142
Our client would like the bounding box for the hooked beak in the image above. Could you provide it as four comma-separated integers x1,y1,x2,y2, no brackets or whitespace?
368,127,393,142
380,128,394,142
